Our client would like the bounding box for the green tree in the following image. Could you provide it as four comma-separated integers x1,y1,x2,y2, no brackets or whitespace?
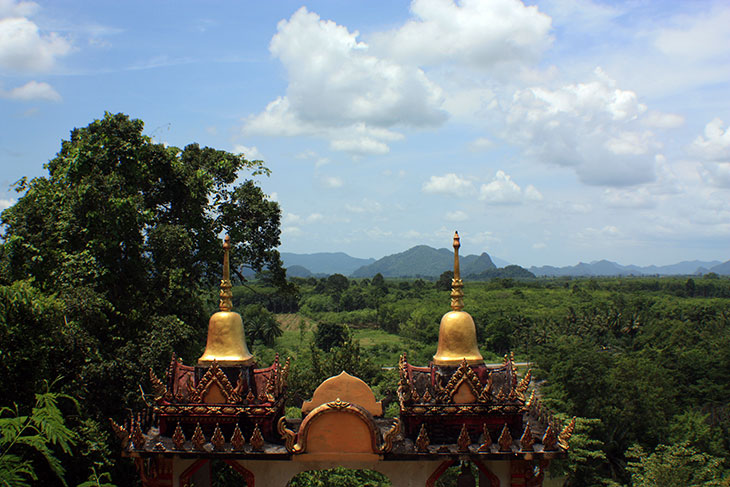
315,321,348,351
623,443,727,487
0,113,285,485
242,304,282,346
436,270,453,291
0,386,78,487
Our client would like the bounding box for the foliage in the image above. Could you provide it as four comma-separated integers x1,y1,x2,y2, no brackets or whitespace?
622,442,727,487
0,113,285,485
242,304,282,346
288,467,390,487
0,386,78,487
314,321,348,351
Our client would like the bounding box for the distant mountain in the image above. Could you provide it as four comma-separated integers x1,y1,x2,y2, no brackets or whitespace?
710,260,730,275
285,265,314,278
351,245,496,278
470,265,535,280
281,248,728,278
281,252,375,276
530,259,724,277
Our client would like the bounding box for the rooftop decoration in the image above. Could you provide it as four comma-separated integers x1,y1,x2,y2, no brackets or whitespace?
114,233,574,487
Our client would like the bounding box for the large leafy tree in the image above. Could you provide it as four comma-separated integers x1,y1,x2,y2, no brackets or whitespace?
0,112,286,484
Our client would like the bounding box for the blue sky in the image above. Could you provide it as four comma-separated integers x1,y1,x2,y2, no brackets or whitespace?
1,0,729,267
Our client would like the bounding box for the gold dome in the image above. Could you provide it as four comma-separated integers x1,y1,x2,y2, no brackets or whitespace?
198,235,254,366
433,232,484,366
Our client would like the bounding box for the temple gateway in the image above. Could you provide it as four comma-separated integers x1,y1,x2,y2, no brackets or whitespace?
113,232,574,486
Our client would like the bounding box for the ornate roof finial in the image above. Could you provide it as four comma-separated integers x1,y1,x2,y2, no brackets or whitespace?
220,235,233,312
450,231,464,311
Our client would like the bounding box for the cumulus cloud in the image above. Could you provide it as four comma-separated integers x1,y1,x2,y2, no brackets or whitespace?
372,0,552,69
690,118,730,162
691,118,730,187
1,80,60,101
243,7,446,155
504,68,662,186
479,170,522,204
479,170,542,204
0,14,70,72
422,173,475,196
233,144,263,160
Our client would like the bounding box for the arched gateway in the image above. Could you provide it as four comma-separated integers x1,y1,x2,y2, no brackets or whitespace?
112,233,574,486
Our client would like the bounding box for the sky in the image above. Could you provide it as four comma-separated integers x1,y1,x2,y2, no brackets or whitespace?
1,0,729,267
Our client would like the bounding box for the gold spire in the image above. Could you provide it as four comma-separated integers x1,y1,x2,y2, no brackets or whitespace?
220,235,233,312
198,236,254,366
450,231,464,311
433,231,484,366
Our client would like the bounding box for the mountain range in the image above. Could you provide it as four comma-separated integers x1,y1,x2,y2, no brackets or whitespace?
280,246,730,278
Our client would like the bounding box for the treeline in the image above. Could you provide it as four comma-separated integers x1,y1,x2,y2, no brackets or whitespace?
236,272,730,486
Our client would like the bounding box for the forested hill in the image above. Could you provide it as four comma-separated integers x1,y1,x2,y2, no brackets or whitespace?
350,245,496,278
281,252,375,276
530,259,729,277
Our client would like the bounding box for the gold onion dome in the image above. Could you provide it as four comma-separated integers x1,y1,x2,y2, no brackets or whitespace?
433,231,484,366
198,235,254,366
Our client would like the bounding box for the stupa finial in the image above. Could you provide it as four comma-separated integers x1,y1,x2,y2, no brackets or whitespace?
450,231,464,311
219,235,233,312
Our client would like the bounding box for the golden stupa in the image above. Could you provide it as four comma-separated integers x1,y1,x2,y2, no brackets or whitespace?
198,235,255,366
432,231,484,366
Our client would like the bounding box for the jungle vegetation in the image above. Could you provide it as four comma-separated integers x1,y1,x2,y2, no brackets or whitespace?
1,114,729,486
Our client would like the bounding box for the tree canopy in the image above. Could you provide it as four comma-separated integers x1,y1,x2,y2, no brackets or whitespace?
0,112,286,485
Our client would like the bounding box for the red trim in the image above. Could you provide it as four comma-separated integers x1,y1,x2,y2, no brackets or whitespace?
473,459,501,487
179,459,209,487
224,460,255,487
426,459,457,487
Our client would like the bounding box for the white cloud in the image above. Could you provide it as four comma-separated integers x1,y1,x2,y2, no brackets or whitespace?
524,184,543,201
1,80,60,101
320,176,343,188
372,0,552,70
602,187,655,209
345,199,382,214
282,226,302,237
690,118,730,188
469,136,494,152
642,111,684,129
690,118,730,162
284,212,323,225
532,242,546,250
233,144,263,160
576,225,623,242
478,170,541,205
0,0,39,17
0,197,15,210
654,7,730,62
504,68,661,186
0,15,71,72
479,170,523,204
445,210,468,222
243,7,446,155
422,173,475,196
330,137,389,156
